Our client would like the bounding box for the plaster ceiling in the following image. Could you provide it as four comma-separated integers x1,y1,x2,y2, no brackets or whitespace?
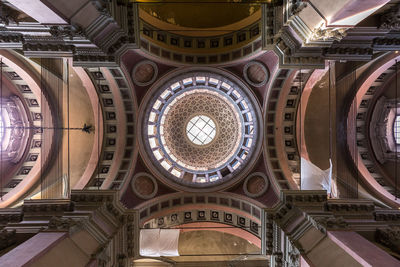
138,0,261,28
171,230,260,262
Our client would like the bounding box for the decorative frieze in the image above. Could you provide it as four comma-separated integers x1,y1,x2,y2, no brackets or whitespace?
326,201,375,213
376,227,400,254
311,216,348,233
49,25,84,40
0,211,22,225
126,214,135,257
265,213,274,254
73,48,116,67
290,0,307,16
309,24,347,42
285,236,300,267
380,4,400,30
282,190,327,203
373,38,400,50
322,47,373,61
375,210,400,221
0,33,23,44
47,216,81,231
0,3,20,25
23,43,75,57
70,192,114,203
0,229,16,250
91,0,110,17
22,199,74,213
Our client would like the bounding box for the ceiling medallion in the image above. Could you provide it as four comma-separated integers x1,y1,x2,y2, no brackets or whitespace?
243,172,269,198
131,173,158,200
139,69,262,191
243,61,269,87
131,60,158,87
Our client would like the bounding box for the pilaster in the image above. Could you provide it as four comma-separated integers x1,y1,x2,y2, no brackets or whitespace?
0,190,137,267
265,190,400,266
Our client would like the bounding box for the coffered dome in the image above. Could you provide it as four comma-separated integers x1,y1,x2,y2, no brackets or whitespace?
162,89,241,171
139,69,262,191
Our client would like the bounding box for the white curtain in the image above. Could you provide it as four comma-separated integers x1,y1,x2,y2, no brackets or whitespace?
301,158,338,198
139,229,180,257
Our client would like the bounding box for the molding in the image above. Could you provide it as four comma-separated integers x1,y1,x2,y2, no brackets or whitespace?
0,1,139,66
131,60,158,87
0,229,16,250
243,172,270,198
131,173,158,200
380,4,400,31
243,61,270,87
376,226,400,254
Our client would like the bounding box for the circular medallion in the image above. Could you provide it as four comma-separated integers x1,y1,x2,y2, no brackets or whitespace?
243,172,269,198
131,173,158,200
132,60,158,86
243,61,269,87
139,69,262,191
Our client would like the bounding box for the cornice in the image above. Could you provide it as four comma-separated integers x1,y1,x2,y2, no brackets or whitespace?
261,2,400,68
0,1,139,67
264,190,400,248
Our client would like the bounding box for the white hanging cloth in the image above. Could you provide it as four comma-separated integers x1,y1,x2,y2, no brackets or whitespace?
301,158,338,198
139,229,180,257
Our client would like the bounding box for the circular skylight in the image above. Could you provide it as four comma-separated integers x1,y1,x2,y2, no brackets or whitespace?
186,115,216,145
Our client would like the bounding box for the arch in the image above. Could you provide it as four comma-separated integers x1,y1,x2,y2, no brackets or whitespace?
176,222,261,248
71,65,104,189
346,52,400,207
0,50,54,207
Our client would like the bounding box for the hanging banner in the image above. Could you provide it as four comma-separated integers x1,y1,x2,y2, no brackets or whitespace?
301,158,338,197
139,229,180,257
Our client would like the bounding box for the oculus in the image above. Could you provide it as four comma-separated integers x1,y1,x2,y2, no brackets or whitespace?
186,115,216,146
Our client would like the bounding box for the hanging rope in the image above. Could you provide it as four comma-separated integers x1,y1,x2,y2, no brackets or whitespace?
57,60,60,198
351,62,356,198
396,60,398,200
97,68,101,190
0,57,2,201
328,62,332,163
40,58,43,199
66,59,71,199
328,61,332,198
299,67,302,189
355,63,358,198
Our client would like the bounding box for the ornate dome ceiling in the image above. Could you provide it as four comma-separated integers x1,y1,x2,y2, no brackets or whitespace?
139,0,260,30
162,89,241,171
137,0,263,65
139,69,262,191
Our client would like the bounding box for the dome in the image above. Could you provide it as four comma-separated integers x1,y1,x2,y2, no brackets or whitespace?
140,0,260,29
139,69,262,191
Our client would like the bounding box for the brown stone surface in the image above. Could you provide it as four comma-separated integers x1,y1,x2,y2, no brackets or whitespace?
134,63,155,84
134,175,155,196
247,175,265,194
247,64,266,84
